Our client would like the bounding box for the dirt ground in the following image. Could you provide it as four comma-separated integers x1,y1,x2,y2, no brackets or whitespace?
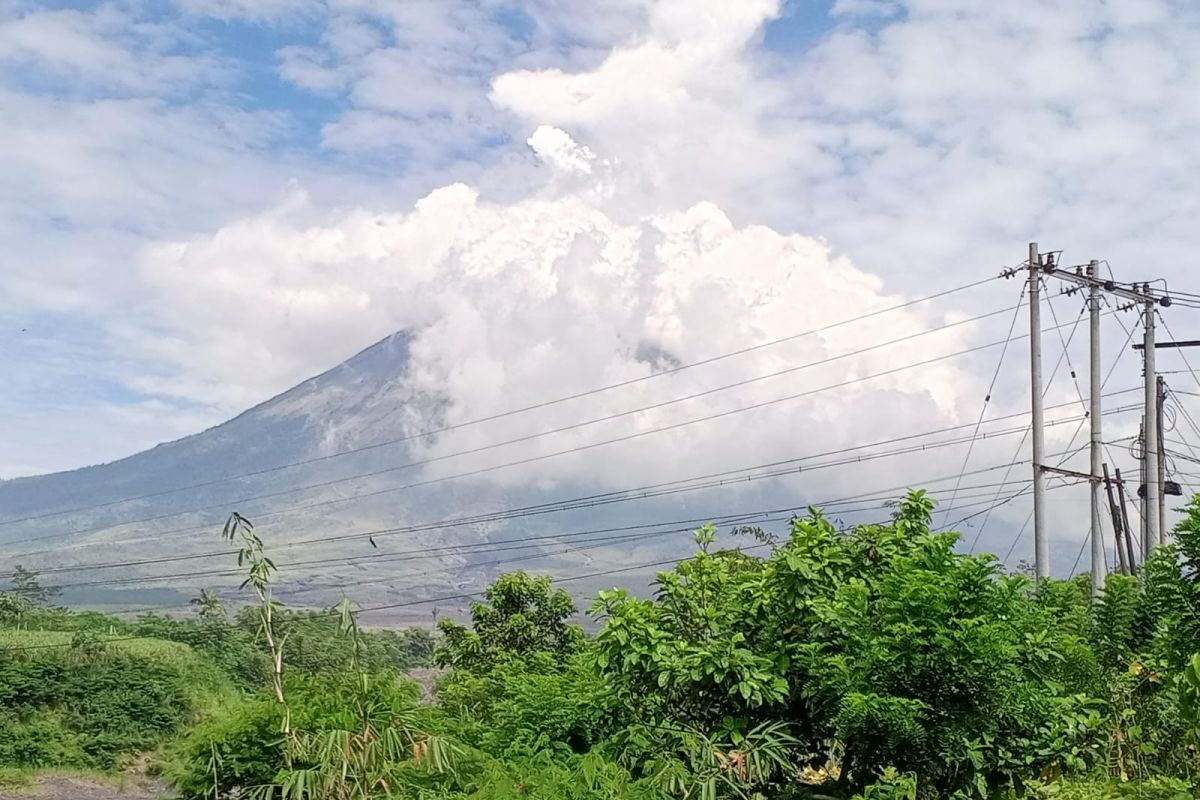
0,773,170,800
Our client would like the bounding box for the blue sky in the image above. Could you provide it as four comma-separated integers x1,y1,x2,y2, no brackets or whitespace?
0,0,853,476
2,0,1200,567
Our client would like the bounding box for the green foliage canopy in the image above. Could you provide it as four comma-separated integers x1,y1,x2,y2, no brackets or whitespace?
434,571,584,673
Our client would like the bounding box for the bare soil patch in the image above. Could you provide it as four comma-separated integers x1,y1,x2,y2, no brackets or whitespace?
0,773,169,800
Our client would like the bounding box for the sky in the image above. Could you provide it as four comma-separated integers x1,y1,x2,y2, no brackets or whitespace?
3,0,1200,562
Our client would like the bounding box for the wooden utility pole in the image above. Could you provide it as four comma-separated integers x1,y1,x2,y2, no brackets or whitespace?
1102,463,1128,575
1115,467,1136,571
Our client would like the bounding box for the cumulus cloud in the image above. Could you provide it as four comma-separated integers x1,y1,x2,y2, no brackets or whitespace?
5,0,1198,565
132,124,993,506
490,0,816,225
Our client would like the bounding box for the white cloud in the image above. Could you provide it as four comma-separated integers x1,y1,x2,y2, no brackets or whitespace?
527,125,598,175
173,0,324,23
489,0,828,229
0,5,225,95
5,0,1200,562
131,126,988,501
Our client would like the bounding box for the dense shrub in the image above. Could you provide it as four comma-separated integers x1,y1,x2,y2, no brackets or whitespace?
0,636,225,769
10,490,1200,799
165,670,437,799
591,494,1112,798
161,695,285,798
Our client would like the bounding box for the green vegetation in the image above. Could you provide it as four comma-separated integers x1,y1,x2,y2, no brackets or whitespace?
4,492,1200,799
0,561,435,781
0,630,232,769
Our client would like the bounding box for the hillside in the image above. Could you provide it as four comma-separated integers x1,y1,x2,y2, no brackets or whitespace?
0,331,704,613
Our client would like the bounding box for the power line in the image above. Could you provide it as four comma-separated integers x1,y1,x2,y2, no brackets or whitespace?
259,491,1033,605
1169,393,1200,448
49,523,728,593
37,480,1067,623
36,435,1128,597
968,304,1138,552
1070,525,1091,576
1001,511,1033,564
944,484,1033,533
6,397,1141,577
2,545,780,654
1042,282,1089,412
11,455,1113,633
941,285,1026,521
2,308,1112,553
948,475,1090,539
48,483,1038,595
77,476,1089,624
32,451,1056,592
992,428,1138,565
1157,312,1200,392
79,485,1027,618
0,275,1004,530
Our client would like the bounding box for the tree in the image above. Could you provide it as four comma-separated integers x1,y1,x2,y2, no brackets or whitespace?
9,564,60,606
434,571,585,673
592,493,1104,798
0,591,31,627
190,589,227,625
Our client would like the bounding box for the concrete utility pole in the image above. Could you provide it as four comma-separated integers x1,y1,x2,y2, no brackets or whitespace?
1143,300,1160,554
1132,339,1200,544
1026,254,1170,577
1088,261,1105,594
1028,243,1049,580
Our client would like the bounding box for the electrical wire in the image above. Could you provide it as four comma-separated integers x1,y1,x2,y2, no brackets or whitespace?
28,478,1081,625
1157,312,1200,392
5,398,1142,578
1070,526,1090,576
2,546,781,654
256,491,1034,605
47,482,1041,595
1042,282,1089,413
3,308,1113,554
940,286,1026,522
0,275,1006,530
968,302,1139,552
36,435,1129,598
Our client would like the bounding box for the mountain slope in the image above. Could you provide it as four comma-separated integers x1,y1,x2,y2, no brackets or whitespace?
0,331,700,616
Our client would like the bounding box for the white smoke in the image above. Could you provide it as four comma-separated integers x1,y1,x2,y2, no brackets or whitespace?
135,124,991,501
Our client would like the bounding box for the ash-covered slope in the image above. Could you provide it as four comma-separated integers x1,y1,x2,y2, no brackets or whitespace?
0,331,700,614
0,331,420,524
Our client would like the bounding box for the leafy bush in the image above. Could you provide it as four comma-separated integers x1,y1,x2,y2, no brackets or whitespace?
455,653,624,758
161,695,285,798
165,671,441,799
446,750,666,800
1037,776,1196,800
0,633,232,769
592,493,1112,798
